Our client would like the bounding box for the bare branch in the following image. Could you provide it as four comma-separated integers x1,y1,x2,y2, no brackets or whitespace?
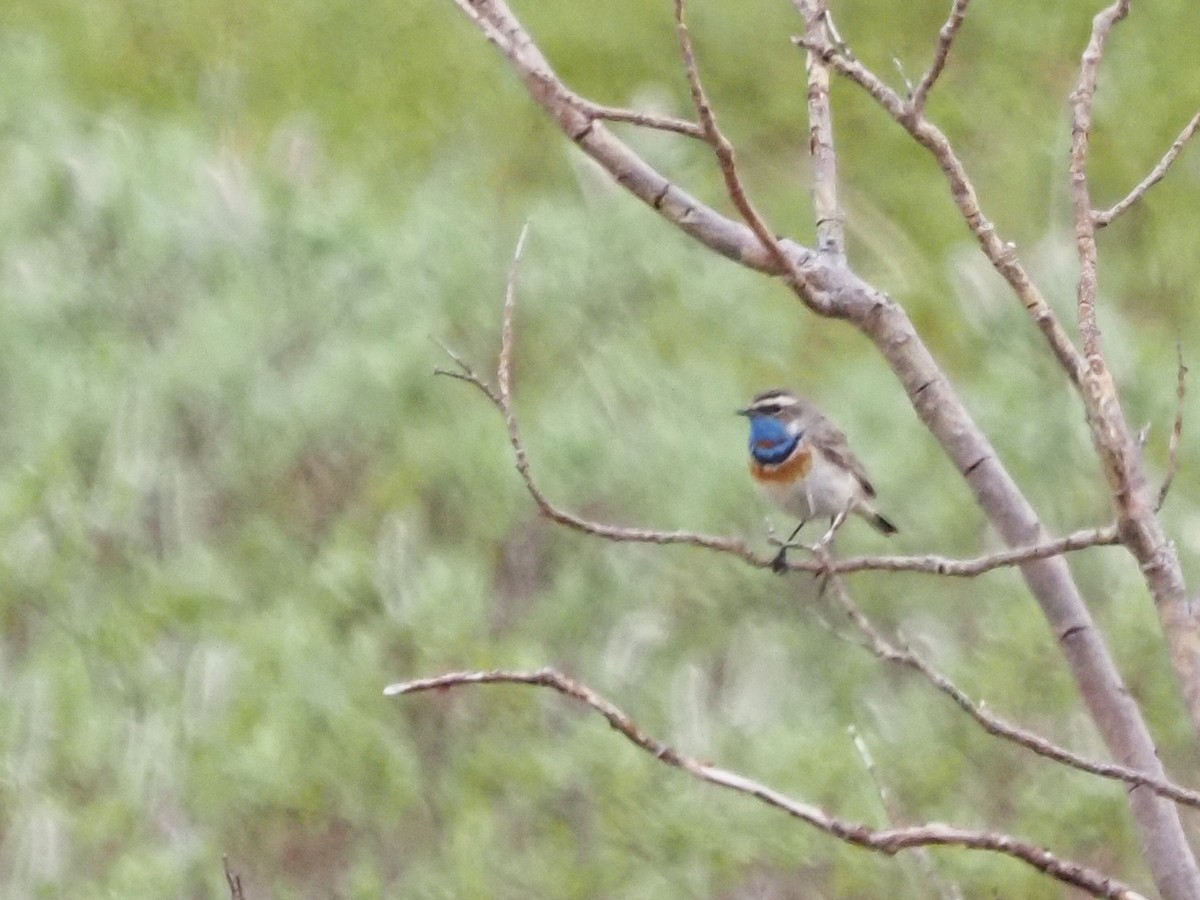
431,339,502,404
451,0,809,275
798,8,1200,772
850,726,963,900
910,0,971,114
1070,0,1130,359
674,0,816,296
1094,111,1200,228
792,0,845,261
1065,0,1200,754
810,525,1121,577
442,6,1200,891
1157,345,1188,512
817,557,1200,812
452,0,707,145
386,668,1148,899
436,254,1120,579
449,0,705,141
449,0,514,52
793,34,1087,389
575,100,706,139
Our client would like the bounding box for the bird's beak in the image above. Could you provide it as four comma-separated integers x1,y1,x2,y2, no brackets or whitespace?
735,407,751,417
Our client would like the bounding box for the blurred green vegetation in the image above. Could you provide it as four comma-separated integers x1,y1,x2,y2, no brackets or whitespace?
1,0,1198,897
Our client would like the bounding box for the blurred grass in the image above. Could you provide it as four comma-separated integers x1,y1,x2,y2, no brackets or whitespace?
0,0,1198,896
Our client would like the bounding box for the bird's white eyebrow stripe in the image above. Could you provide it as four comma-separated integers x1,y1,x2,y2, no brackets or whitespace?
751,394,799,409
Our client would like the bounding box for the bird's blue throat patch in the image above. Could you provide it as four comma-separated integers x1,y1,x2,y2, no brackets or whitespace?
747,415,800,465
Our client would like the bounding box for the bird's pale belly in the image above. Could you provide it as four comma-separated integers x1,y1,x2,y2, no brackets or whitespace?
755,452,860,520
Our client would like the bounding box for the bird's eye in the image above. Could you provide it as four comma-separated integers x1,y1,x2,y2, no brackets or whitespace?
758,404,780,416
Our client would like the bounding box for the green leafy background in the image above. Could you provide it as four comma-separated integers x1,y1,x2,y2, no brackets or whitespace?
1,0,1198,896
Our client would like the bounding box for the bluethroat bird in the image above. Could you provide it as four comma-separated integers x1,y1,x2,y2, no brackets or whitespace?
738,389,897,573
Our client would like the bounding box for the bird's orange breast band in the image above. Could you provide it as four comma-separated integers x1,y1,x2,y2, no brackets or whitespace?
750,445,812,482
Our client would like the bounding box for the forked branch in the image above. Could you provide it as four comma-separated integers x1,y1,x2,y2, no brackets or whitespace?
1065,0,1200,749
797,0,1200,758
910,0,971,113
439,3,1200,894
435,230,1119,581
813,547,1200,811
673,0,811,293
1069,0,1129,359
791,32,1087,389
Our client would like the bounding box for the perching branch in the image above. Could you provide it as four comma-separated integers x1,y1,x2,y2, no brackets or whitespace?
439,3,1200,895
792,17,1200,889
435,233,1119,581
436,230,1200,815
385,668,1148,900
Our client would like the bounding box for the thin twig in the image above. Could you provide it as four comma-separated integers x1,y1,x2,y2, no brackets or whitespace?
497,222,528,408
1094,111,1200,228
386,668,1147,900
433,245,1195,804
452,0,705,142
1070,0,1130,361
793,33,1087,389
449,0,704,142
1061,0,1200,766
911,0,972,114
850,726,963,900
811,550,1200,812
435,249,1120,578
794,0,845,261
576,100,705,139
1157,345,1188,512
674,0,818,299
850,725,903,824
807,525,1121,577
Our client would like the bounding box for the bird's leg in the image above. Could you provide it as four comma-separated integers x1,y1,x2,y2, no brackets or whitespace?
816,508,849,549
813,545,840,597
769,517,808,574
784,517,808,547
809,509,851,590
806,511,854,595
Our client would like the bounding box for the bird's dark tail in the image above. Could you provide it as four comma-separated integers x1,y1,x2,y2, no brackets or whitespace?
869,512,898,536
